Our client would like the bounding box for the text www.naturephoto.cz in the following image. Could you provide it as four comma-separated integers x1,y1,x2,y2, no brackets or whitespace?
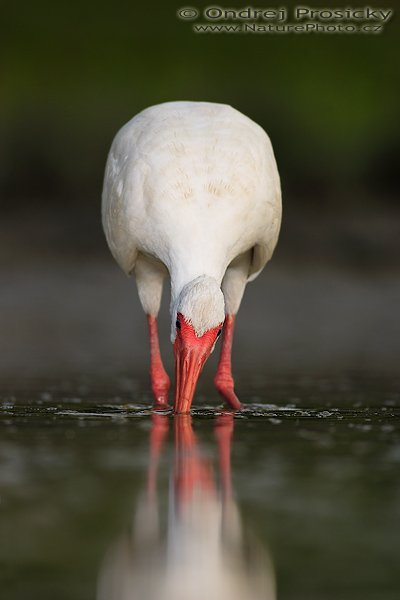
192,22,385,34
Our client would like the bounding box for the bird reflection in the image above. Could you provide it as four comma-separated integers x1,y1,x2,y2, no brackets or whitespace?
97,414,275,600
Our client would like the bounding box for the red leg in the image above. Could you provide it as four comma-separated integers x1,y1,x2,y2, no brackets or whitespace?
147,413,169,499
214,315,242,410
147,314,170,409
214,413,234,500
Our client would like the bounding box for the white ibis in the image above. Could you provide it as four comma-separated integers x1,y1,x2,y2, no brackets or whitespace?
97,414,276,600
102,101,281,413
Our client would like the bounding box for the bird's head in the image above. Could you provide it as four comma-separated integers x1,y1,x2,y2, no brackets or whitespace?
173,277,225,413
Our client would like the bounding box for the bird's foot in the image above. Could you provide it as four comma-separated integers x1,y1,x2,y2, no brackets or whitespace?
151,369,170,410
152,397,169,411
152,385,170,410
214,374,242,410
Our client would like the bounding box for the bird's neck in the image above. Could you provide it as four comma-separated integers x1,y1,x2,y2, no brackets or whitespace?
170,274,225,341
170,266,223,312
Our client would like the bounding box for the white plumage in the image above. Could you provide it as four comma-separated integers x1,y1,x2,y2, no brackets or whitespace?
102,101,282,411
97,416,276,600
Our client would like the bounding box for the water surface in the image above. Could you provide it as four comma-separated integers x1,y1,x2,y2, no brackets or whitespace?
1,375,399,600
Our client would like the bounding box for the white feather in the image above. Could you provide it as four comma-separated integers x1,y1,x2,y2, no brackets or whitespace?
102,101,282,330
173,276,225,340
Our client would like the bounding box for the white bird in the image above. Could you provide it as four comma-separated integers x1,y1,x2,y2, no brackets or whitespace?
97,415,276,600
102,101,282,413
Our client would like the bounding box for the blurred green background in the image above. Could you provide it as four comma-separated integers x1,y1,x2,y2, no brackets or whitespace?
2,8,400,599
2,0,398,211
1,0,399,376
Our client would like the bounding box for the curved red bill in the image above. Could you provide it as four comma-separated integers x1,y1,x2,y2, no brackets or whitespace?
173,314,221,414
174,345,208,413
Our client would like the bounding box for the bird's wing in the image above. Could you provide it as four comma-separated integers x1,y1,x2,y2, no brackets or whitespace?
102,102,282,279
247,190,281,283
102,137,141,274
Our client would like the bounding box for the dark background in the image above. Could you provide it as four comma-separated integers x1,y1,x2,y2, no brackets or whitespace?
1,0,399,380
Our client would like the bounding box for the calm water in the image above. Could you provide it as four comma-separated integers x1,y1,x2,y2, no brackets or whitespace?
1,375,399,600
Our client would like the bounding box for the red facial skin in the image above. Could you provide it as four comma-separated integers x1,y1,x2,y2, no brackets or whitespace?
173,313,222,414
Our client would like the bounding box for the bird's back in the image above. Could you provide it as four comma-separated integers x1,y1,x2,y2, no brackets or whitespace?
102,101,281,281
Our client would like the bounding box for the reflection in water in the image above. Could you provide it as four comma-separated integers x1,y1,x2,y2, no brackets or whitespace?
97,414,275,600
